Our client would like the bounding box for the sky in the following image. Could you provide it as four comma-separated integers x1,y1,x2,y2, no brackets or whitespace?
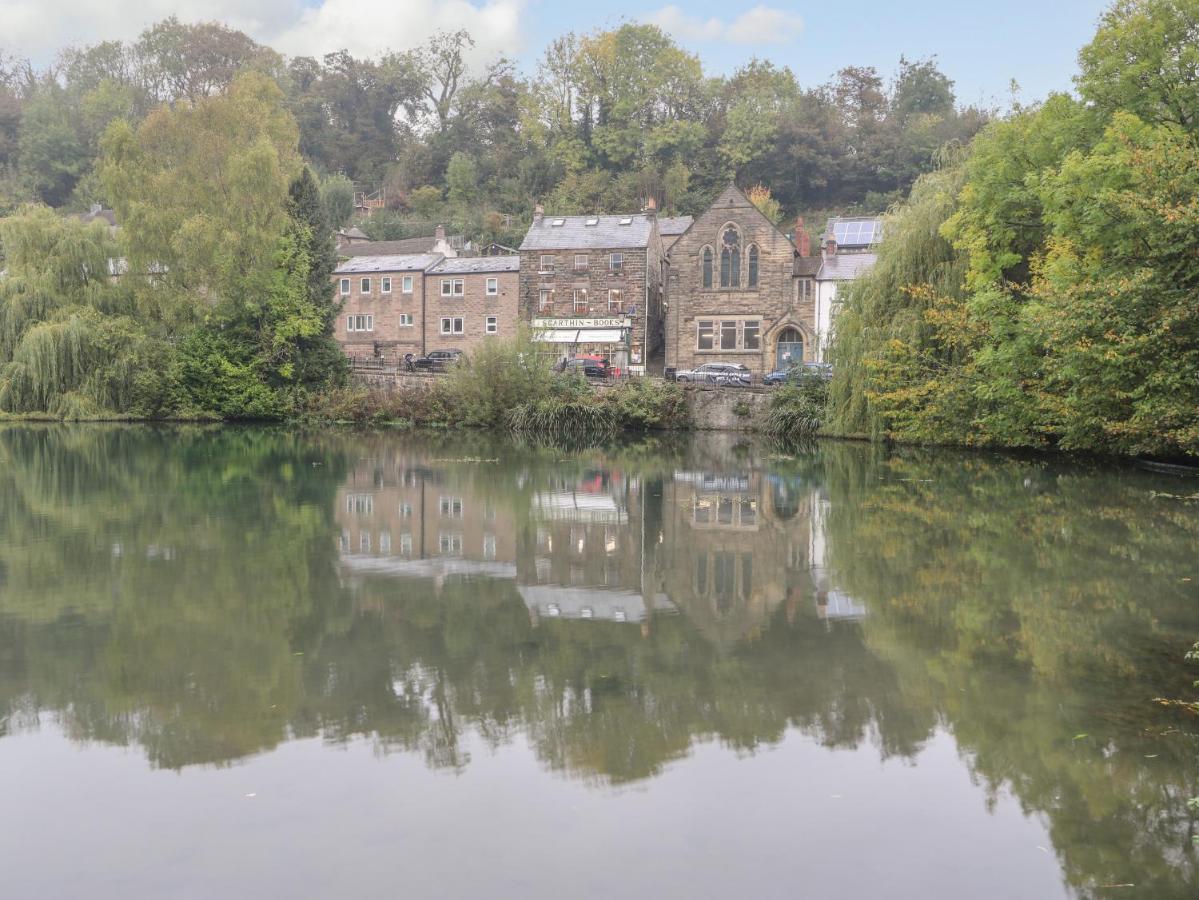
1,0,1112,106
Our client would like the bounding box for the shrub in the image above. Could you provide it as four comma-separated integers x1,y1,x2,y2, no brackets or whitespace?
602,378,690,430
763,374,828,439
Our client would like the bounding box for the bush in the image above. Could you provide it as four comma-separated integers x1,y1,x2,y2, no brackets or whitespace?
602,378,690,430
763,374,828,439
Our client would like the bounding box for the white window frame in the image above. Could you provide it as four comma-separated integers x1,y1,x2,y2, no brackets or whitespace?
574,253,589,271
609,252,623,272
540,254,556,273
539,289,553,313
399,313,414,327
347,314,374,332
339,277,350,296
440,317,464,335
608,289,623,313
486,277,498,296
441,278,464,297
381,276,392,294
720,320,738,351
485,316,498,334
572,289,588,314
697,320,714,351
743,320,761,350
402,275,414,294
360,277,371,294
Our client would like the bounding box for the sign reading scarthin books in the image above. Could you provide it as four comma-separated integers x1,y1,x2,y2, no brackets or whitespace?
532,317,632,330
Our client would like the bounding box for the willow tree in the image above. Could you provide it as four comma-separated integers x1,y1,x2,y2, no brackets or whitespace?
0,206,168,416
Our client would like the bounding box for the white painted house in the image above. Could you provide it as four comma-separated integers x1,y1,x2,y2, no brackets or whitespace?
814,217,881,361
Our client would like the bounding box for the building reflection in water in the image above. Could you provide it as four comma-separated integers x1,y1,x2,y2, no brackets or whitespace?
333,440,865,640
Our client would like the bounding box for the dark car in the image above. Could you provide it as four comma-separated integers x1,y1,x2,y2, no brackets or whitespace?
412,349,463,372
559,357,610,379
764,362,833,386
674,362,752,387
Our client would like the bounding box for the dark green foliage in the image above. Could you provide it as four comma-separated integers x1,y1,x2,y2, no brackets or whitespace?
763,375,828,440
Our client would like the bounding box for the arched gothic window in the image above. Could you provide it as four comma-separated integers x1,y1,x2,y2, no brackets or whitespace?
702,247,713,289
748,245,759,288
720,226,740,288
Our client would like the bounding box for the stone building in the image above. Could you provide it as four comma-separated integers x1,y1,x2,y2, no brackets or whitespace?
334,254,441,361
518,207,667,373
665,184,815,376
424,256,521,352
332,253,519,362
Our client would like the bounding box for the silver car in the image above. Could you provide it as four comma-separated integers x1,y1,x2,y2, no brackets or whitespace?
674,362,753,387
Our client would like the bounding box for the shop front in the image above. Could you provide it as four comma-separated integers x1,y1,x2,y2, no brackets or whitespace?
533,317,633,372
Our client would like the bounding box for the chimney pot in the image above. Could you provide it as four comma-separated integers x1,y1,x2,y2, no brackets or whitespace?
824,235,838,258
435,224,446,242
533,203,544,224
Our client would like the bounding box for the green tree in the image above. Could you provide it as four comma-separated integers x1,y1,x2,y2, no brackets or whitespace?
320,172,355,228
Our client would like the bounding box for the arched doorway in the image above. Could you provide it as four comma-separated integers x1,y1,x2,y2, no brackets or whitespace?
775,327,804,370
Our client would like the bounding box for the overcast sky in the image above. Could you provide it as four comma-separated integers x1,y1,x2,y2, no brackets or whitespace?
2,0,1111,106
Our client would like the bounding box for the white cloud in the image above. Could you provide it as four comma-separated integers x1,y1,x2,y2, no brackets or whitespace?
272,0,524,65
0,0,524,68
647,4,803,46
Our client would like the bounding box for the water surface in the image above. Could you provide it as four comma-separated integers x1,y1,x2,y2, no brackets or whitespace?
0,426,1196,898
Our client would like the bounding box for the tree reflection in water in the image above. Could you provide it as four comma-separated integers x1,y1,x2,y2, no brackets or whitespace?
0,425,1196,895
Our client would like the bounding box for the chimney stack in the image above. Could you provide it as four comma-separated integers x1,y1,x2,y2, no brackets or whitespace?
794,217,809,257
824,235,838,258
435,223,446,243
533,203,544,225
644,196,657,217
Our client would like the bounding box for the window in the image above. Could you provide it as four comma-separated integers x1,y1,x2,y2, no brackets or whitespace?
610,252,623,272
485,316,498,334
440,496,464,518
697,320,714,351
347,494,373,514
380,531,392,554
540,254,556,272
360,532,371,553
608,289,623,313
399,313,414,327
381,276,392,294
574,254,589,271
483,533,497,560
720,226,742,288
360,277,371,294
572,289,588,314
702,248,713,289
748,245,759,288
440,317,464,335
399,502,413,518
402,275,414,294
347,314,374,332
486,277,498,296
798,278,813,302
743,320,761,350
441,279,464,297
439,532,463,555
720,320,738,350
339,277,350,296
539,289,554,313
399,533,413,555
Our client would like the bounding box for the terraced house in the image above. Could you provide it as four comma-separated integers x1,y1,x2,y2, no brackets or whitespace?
518,204,667,373
333,253,519,362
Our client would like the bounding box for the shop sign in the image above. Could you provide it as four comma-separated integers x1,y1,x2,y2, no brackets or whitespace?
532,317,631,329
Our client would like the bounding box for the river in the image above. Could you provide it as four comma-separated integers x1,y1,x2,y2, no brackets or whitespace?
0,425,1195,898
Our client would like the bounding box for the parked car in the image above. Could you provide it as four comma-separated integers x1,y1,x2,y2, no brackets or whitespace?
674,362,753,387
412,349,463,372
764,362,833,386
558,357,610,379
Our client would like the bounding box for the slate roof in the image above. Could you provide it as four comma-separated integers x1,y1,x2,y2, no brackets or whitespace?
340,236,440,256
657,216,693,236
334,254,442,274
339,226,369,240
430,256,520,274
520,214,655,251
817,253,878,281
794,256,822,277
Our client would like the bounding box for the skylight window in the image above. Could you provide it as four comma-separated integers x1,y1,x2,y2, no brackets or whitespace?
619,217,633,225
586,218,599,226
552,218,566,226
